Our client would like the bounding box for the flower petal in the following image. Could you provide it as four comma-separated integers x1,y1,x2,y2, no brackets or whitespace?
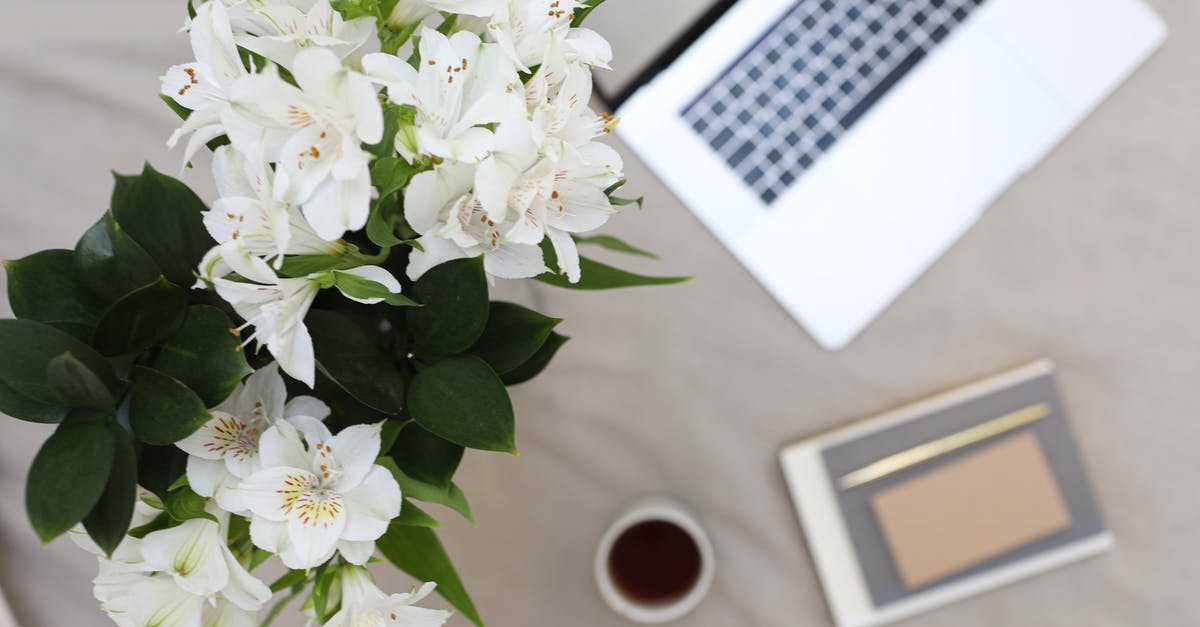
327,423,382,491
340,465,402,542
141,519,229,596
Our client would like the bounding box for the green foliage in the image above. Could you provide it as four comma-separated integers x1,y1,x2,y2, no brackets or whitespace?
110,164,213,288
390,422,464,490
394,499,440,528
501,331,570,386
571,0,607,26
3,250,105,326
92,277,188,356
308,309,407,414
378,457,473,524
83,426,137,556
26,418,115,543
128,366,212,445
46,353,114,413
408,257,490,355
469,302,562,375
537,254,690,289
377,524,482,627
409,355,515,453
573,234,659,259
74,212,160,304
165,485,218,523
153,306,254,407
331,271,421,306
0,319,116,409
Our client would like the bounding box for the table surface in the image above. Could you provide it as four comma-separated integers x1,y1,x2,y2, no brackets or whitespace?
1,1,1197,625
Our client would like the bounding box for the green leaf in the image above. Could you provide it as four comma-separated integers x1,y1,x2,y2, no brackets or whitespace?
0,319,116,407
26,419,115,543
377,525,482,627
571,0,606,26
469,302,561,375
93,276,188,356
501,332,570,386
371,157,417,205
307,309,406,414
136,444,188,501
408,355,515,453
368,106,402,160
128,366,211,445
154,305,254,407
46,353,114,412
391,422,463,490
275,251,362,278
379,417,407,453
332,271,420,307
394,499,440,528
127,511,172,539
83,426,137,556
3,250,106,325
408,257,489,355
573,234,659,259
165,485,217,523
73,212,160,303
0,378,67,424
377,457,473,523
111,164,214,288
536,255,690,290
269,570,308,594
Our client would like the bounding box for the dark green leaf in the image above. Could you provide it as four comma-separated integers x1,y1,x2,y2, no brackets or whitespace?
154,305,253,407
408,355,515,453
311,564,341,623
3,250,106,325
165,485,217,523
377,525,482,627
93,276,188,356
368,105,402,160
394,499,440,528
270,570,308,594
391,422,463,490
111,164,214,287
501,332,570,386
408,257,489,355
127,511,172,539
536,255,690,290
0,319,116,407
83,426,137,556
26,419,115,542
0,378,67,424
46,353,114,412
333,270,420,306
469,302,561,374
137,444,188,501
275,252,364,278
573,234,659,259
371,157,417,205
128,366,211,445
379,418,408,453
377,457,473,523
308,309,406,414
73,212,160,303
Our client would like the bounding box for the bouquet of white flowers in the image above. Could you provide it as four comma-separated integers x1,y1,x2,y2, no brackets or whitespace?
0,0,685,624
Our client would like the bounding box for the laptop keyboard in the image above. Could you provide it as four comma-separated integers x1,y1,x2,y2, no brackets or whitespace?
681,0,988,205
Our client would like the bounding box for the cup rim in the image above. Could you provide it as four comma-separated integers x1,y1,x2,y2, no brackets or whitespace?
594,496,716,624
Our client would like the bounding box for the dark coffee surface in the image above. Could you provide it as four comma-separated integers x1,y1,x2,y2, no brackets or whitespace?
608,520,702,604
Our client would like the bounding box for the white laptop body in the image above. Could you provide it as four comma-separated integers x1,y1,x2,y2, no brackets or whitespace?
609,0,1165,349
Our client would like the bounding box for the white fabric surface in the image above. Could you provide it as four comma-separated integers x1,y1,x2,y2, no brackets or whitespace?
1,1,1198,625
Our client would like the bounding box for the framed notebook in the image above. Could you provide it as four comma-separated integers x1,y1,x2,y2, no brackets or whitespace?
779,360,1112,627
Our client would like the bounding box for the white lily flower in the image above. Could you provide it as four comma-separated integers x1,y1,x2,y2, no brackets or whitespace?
362,28,522,164
94,563,260,627
486,0,610,71
404,163,548,280
237,419,402,570
233,0,376,71
205,146,348,279
323,566,451,627
541,141,623,282
162,0,246,169
140,510,271,611
214,274,321,386
224,48,382,241
176,362,331,513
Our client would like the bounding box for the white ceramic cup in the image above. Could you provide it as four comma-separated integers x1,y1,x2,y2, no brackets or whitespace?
594,497,716,624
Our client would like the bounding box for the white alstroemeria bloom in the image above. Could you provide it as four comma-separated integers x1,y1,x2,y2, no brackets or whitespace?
526,59,609,150
238,420,402,569
486,0,610,71
225,48,382,241
233,0,375,71
205,146,348,278
140,512,271,611
404,163,548,280
362,28,522,164
94,564,260,627
176,362,330,513
162,0,245,169
323,567,451,627
541,141,623,282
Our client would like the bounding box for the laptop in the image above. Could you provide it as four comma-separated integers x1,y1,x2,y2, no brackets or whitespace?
589,0,1165,350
